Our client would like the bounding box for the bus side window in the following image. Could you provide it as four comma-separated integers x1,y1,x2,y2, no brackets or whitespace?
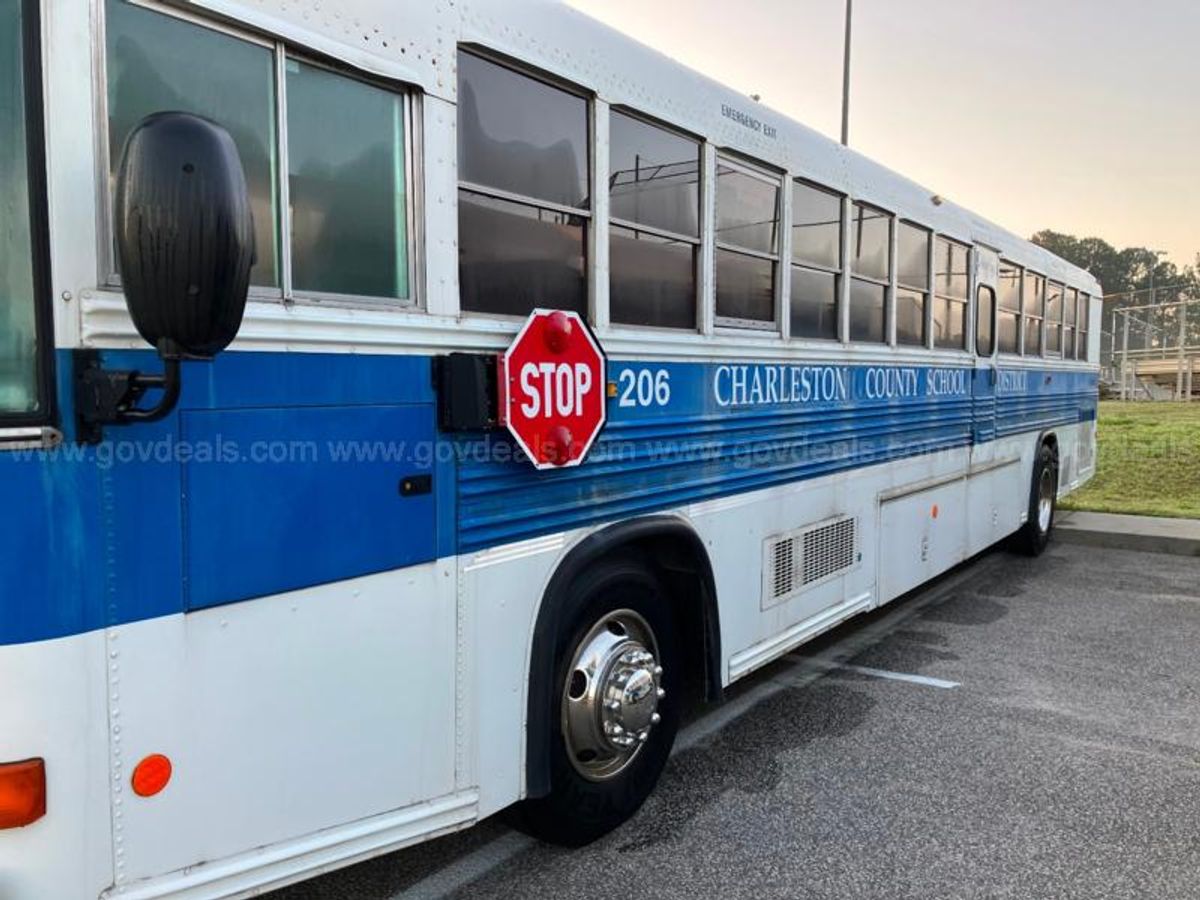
848,201,891,343
286,59,412,302
1023,271,1045,356
1079,292,1091,361
1045,281,1065,355
609,111,701,330
896,221,930,346
976,285,996,358
1063,286,1078,359
790,180,844,341
933,237,969,349
714,156,782,329
997,261,1022,353
456,51,590,319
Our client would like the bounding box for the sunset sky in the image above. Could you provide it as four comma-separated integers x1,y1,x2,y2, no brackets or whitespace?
567,0,1200,272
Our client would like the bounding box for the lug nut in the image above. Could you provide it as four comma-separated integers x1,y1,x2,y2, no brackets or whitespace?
652,665,663,676
650,712,661,725
657,687,666,699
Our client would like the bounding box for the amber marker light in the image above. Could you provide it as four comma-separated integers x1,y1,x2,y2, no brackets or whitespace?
0,758,47,829
131,754,173,798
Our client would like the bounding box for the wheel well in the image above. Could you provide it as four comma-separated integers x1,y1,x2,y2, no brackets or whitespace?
1041,431,1059,459
523,516,722,798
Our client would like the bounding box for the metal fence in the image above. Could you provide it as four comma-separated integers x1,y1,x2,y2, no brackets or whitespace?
1100,288,1200,400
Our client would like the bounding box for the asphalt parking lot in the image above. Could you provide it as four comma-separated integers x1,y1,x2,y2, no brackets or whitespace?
271,540,1200,900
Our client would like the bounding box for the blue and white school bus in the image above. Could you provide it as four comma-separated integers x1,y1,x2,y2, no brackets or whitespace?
0,0,1100,896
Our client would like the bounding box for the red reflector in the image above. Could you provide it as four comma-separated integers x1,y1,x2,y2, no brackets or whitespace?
0,758,46,829
132,754,172,798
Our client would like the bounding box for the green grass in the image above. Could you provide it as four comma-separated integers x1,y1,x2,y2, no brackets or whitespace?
1060,401,1200,519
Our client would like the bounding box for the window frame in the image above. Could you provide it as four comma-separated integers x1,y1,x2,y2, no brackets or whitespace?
713,153,783,331
1062,285,1078,360
895,219,931,347
281,53,421,308
932,234,971,351
606,106,703,332
788,177,844,342
96,0,422,310
1022,270,1046,357
1044,279,1065,357
1078,292,1091,362
1,0,56,430
846,199,893,345
455,46,593,321
996,260,1023,355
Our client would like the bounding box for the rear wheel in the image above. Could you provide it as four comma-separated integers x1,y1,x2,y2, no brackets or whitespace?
513,557,680,846
1016,443,1057,556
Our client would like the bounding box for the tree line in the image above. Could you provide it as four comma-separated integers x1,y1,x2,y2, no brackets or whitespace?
1030,230,1197,304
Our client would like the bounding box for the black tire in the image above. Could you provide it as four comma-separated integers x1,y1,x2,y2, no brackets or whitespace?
1015,443,1058,556
511,556,681,846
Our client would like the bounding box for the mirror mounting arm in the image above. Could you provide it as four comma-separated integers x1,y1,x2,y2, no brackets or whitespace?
73,346,184,445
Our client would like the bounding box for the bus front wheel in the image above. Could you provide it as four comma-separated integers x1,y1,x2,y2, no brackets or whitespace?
513,556,681,846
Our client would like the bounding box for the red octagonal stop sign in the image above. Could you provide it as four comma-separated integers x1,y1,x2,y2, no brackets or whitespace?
499,309,607,470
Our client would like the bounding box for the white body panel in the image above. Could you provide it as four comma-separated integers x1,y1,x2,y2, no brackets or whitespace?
0,633,113,898
109,563,458,889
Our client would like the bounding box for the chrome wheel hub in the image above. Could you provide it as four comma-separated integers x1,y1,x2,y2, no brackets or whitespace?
1037,467,1054,532
562,610,664,781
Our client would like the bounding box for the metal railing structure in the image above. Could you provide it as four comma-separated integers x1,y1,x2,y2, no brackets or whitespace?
1100,288,1200,401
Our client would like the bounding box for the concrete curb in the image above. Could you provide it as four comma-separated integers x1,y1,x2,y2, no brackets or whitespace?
1055,510,1200,557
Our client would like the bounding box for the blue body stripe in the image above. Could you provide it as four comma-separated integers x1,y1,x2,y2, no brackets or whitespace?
0,350,1096,646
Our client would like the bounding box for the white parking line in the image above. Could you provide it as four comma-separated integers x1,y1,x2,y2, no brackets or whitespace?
800,660,960,689
393,555,997,900
401,831,535,900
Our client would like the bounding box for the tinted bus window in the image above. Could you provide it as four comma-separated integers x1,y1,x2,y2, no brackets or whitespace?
1023,271,1045,355
896,222,930,346
1045,281,1064,354
790,181,842,340
610,226,696,330
849,202,890,342
715,158,779,326
933,237,969,349
997,261,1022,353
458,191,585,318
457,52,588,208
457,52,589,317
609,112,700,329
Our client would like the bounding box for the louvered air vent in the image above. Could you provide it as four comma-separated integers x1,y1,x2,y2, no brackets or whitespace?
771,535,796,599
762,516,859,610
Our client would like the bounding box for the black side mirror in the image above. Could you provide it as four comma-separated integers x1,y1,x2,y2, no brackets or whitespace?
76,112,254,443
116,111,254,358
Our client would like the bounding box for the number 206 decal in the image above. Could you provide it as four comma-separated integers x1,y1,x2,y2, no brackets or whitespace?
616,368,671,408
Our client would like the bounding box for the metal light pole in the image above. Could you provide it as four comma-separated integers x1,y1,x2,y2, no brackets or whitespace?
1120,309,1130,401
1148,250,1167,305
841,0,852,146
1147,249,1167,354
